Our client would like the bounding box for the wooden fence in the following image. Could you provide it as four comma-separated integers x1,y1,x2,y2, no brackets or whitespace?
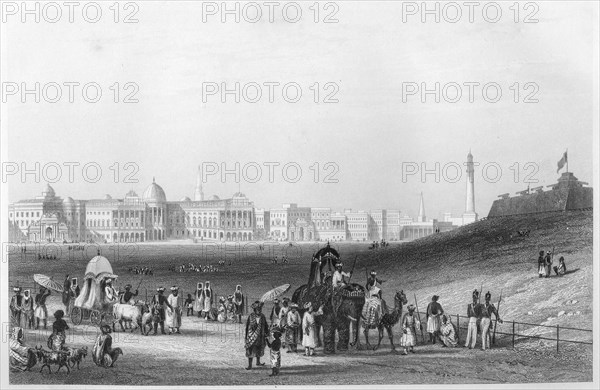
423,313,593,353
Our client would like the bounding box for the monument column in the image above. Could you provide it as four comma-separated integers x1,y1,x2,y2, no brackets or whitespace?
463,150,478,224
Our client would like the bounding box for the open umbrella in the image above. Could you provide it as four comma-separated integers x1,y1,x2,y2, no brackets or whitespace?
33,274,64,293
260,284,290,303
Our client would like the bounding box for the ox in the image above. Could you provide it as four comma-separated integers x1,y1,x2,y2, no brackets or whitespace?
112,302,149,333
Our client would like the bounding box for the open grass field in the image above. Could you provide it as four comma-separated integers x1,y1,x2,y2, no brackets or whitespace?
8,210,594,385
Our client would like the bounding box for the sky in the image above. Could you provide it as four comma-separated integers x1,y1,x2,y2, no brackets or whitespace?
1,1,596,220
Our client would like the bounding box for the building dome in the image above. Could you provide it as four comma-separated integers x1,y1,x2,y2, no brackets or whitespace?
180,196,191,202
143,177,167,202
233,192,246,198
42,183,55,198
125,190,138,198
104,194,112,200
63,196,74,204
208,195,220,201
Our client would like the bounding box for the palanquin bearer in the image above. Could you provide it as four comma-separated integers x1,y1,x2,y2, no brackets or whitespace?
480,291,502,350
464,290,482,349
166,286,182,334
400,304,421,355
151,287,173,335
244,301,269,370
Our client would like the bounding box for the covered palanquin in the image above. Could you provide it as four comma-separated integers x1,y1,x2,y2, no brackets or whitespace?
71,255,118,326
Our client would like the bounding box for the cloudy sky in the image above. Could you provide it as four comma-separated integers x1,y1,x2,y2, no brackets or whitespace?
2,1,596,219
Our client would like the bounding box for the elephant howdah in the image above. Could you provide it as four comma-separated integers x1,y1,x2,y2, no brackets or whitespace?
292,244,366,354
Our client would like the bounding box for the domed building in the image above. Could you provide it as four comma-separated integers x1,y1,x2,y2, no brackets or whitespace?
8,184,85,242
9,172,258,243
143,178,167,203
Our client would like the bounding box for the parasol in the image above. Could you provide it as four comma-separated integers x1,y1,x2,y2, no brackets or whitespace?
260,284,290,303
33,274,64,293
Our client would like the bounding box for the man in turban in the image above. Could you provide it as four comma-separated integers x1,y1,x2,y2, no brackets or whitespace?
245,301,269,370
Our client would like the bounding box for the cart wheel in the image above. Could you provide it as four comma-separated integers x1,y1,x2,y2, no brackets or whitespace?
90,310,101,326
70,307,83,325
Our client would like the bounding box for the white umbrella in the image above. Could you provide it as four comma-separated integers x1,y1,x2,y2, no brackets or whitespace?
33,274,63,293
260,284,290,303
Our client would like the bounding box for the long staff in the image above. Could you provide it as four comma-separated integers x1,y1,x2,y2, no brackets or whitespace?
413,293,424,342
492,289,503,344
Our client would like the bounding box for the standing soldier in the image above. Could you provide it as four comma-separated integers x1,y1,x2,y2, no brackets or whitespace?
151,287,173,335
480,291,502,350
464,290,481,349
537,251,546,278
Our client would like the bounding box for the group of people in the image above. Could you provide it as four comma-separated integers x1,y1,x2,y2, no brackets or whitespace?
10,286,52,330
10,308,123,371
244,299,324,376
369,239,390,249
126,266,154,275
67,244,87,251
170,263,219,273
186,283,245,323
37,253,58,260
271,255,289,264
537,251,567,278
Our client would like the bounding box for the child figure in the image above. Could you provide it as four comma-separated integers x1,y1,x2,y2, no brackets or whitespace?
266,327,282,377
185,294,194,316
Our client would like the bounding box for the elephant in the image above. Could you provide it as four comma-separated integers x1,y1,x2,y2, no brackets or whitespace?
292,281,366,354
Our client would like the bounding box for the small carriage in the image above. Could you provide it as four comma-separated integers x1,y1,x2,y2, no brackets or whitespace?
70,255,118,327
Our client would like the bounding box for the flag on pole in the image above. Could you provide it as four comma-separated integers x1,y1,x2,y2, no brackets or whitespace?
557,150,568,173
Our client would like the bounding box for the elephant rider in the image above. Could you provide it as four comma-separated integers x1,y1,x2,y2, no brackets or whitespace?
366,270,385,296
332,263,352,289
332,263,353,314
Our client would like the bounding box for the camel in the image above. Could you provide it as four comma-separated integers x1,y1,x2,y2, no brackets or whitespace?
360,290,407,351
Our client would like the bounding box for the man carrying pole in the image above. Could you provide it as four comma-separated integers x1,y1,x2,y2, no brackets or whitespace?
413,293,425,343
492,289,503,345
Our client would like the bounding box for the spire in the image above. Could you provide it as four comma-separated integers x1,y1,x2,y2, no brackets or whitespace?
417,192,426,222
194,166,204,201
152,177,155,183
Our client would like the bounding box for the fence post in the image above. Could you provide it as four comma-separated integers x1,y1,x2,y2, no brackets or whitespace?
556,325,560,353
456,314,460,343
512,321,515,349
